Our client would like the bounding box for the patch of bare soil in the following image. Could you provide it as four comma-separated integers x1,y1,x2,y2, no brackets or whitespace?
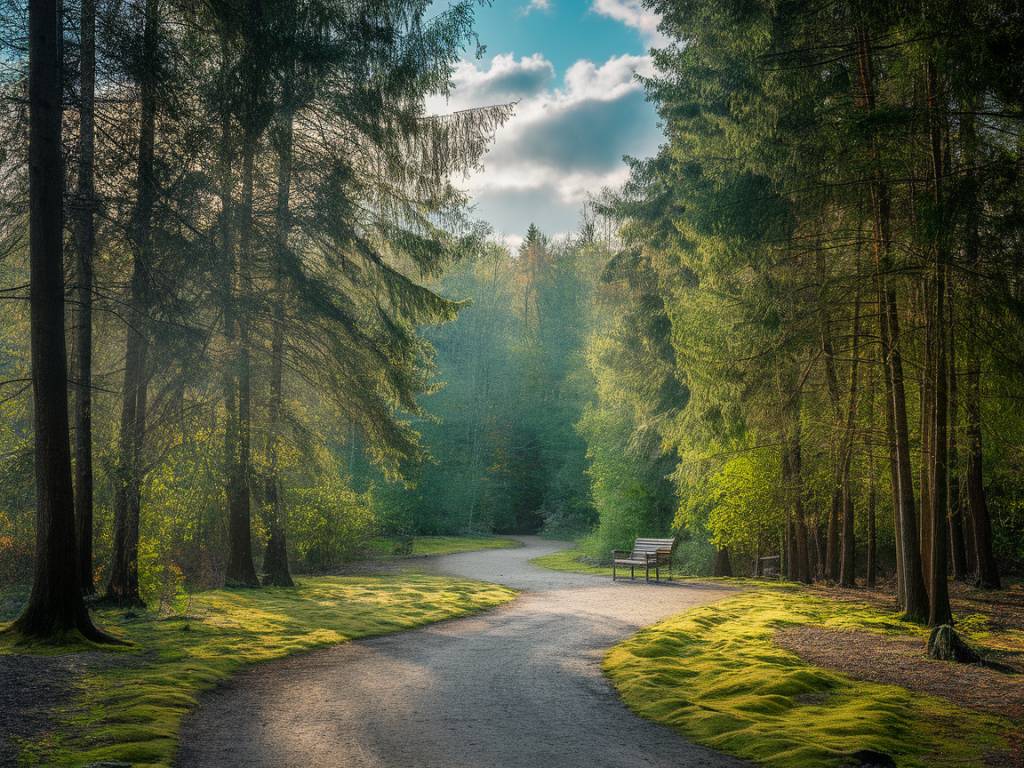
776,625,1024,718
807,578,1024,636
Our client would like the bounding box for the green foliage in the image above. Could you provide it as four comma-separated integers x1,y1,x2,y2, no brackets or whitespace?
605,590,1013,768
286,479,376,571
2,574,515,767
364,230,600,537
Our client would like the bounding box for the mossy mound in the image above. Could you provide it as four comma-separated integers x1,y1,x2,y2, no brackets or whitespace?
604,591,1013,768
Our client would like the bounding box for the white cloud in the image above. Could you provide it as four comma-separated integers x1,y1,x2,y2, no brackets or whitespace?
520,0,551,16
434,52,662,239
590,0,669,47
437,53,555,108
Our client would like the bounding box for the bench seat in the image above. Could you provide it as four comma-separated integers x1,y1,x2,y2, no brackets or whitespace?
612,538,676,582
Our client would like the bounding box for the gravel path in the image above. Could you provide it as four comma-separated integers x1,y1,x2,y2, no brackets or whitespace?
176,537,750,768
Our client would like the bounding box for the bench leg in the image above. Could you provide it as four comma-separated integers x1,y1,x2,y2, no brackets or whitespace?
612,562,616,581
630,565,635,580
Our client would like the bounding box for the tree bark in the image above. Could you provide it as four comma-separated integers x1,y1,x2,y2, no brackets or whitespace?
960,108,1001,590
787,402,811,584
224,0,264,587
919,279,933,588
106,0,159,606
839,280,862,587
926,59,952,627
11,0,109,641
73,0,96,596
866,366,878,590
856,24,929,621
946,277,967,580
224,131,259,588
262,96,295,588
821,298,842,583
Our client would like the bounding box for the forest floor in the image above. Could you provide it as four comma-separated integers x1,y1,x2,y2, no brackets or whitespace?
0,574,514,767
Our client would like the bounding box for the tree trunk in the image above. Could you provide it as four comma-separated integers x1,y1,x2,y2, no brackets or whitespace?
224,130,259,588
919,279,933,589
11,0,109,641
788,406,811,584
879,277,903,605
821,301,842,583
866,366,878,590
839,280,862,587
224,0,267,586
946,278,967,580
262,98,295,588
856,25,929,621
713,547,733,577
106,0,158,606
960,108,1001,590
73,0,96,596
926,59,952,627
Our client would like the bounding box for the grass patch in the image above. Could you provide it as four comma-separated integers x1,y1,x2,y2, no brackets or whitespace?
604,589,1013,768
2,573,515,767
366,535,521,558
530,548,613,575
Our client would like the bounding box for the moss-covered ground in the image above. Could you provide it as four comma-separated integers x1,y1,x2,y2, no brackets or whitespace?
604,589,1016,768
366,534,521,558
1,574,515,767
529,547,613,575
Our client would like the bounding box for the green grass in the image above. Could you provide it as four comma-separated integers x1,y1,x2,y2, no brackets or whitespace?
2,574,516,767
366,535,521,558
604,589,1013,768
530,547,613,575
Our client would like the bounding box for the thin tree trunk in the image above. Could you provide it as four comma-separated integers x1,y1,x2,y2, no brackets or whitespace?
946,277,967,580
856,24,928,621
224,131,259,587
106,0,158,606
789,402,811,584
919,280,933,588
821,293,842,583
879,277,903,605
961,107,1001,590
216,36,243,587
926,59,952,626
73,0,96,596
262,97,295,588
224,0,264,586
11,0,109,641
839,283,862,587
866,365,878,589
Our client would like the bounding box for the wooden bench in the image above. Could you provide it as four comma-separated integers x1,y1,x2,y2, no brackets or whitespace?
612,538,676,582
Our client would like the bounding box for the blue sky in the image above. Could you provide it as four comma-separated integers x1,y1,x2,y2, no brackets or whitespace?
429,0,666,247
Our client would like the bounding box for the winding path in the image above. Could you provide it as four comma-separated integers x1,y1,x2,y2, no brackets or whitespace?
176,537,749,768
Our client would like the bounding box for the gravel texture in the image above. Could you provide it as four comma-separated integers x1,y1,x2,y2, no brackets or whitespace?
175,536,749,768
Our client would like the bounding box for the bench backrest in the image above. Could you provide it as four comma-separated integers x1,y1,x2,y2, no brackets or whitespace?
632,538,675,558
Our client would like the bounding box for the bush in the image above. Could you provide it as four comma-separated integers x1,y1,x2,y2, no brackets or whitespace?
288,478,376,570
